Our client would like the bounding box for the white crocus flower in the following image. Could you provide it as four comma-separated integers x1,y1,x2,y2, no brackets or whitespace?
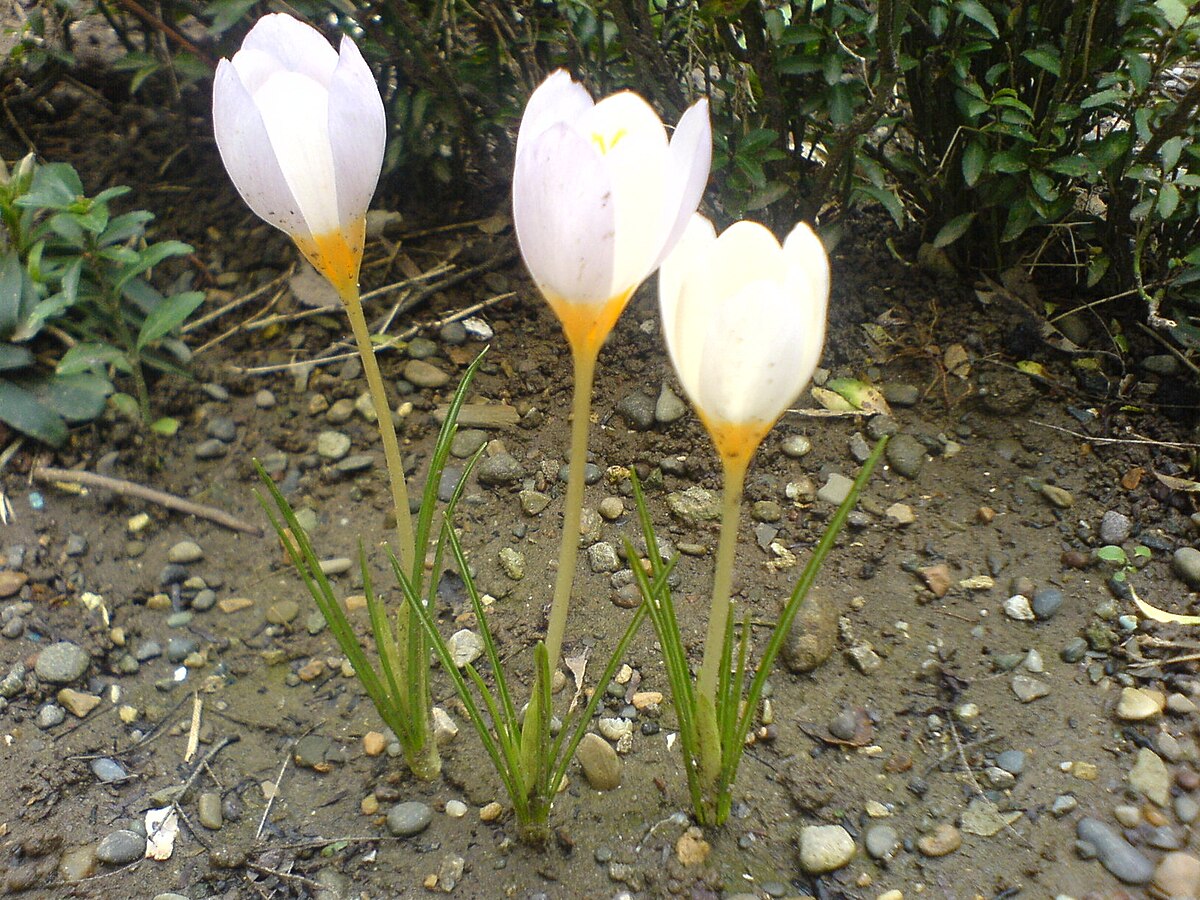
659,214,830,470
513,70,711,355
212,13,385,297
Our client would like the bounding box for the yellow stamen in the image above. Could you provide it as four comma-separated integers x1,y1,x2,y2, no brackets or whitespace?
544,287,635,358
590,128,628,155
293,218,366,299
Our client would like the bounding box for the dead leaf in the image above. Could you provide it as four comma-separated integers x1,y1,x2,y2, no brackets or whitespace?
811,386,855,412
944,343,971,378
1155,471,1200,492
288,261,340,309
1121,467,1145,491
1130,583,1200,625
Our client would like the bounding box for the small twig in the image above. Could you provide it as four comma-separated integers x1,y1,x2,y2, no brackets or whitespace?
1027,420,1200,450
184,693,202,764
1,99,37,155
256,725,320,841
244,862,324,892
31,466,264,536
193,287,286,355
1136,321,1200,378
182,268,294,334
67,693,192,760
178,735,239,802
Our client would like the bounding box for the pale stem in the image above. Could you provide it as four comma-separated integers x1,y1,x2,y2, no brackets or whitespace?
695,455,749,704
338,284,416,573
544,346,598,673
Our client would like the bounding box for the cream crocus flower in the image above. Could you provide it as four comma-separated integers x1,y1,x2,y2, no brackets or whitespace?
213,13,385,297
659,214,830,471
513,70,711,356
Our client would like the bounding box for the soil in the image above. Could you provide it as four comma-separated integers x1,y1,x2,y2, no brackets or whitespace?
2,84,1200,900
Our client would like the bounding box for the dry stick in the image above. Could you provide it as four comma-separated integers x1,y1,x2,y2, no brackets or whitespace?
1136,320,1200,378
193,287,286,355
182,268,294,334
1027,420,1200,450
31,466,264,536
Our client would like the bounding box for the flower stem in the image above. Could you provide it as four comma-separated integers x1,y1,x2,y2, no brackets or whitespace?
544,347,598,673
695,455,749,704
338,284,416,573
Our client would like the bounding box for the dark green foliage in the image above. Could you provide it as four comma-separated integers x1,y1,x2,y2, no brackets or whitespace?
0,155,201,443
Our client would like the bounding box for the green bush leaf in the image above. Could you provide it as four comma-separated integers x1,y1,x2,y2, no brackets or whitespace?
114,240,193,294
1080,87,1126,109
1160,136,1184,173
1021,47,1061,77
1046,155,1091,177
0,250,24,338
14,163,82,211
1096,545,1128,565
136,290,205,350
0,378,67,445
962,141,987,187
1157,182,1180,220
0,344,32,371
954,0,999,37
57,342,133,376
29,372,111,422
933,212,976,248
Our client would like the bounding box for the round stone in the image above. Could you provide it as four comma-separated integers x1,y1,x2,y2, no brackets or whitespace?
780,434,811,458
798,824,856,873
167,541,204,564
996,750,1026,776
96,830,146,864
387,801,433,837
864,824,899,860
1174,548,1200,590
1031,587,1064,620
35,642,90,684
917,823,962,857
316,431,352,461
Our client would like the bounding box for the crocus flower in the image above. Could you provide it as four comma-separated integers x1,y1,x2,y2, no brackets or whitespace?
659,214,830,469
212,13,385,297
513,71,711,356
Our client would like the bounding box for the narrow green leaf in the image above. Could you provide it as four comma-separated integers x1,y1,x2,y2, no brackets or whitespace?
962,141,987,187
1021,47,1061,77
933,212,976,248
57,342,132,376
136,291,204,350
1158,182,1181,220
954,0,998,37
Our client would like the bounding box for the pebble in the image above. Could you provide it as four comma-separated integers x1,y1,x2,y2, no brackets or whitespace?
882,383,920,406
1174,547,1200,590
387,801,433,836
439,321,466,344
445,800,467,818
90,758,127,782
404,359,450,388
781,591,837,673
781,434,811,458
194,438,227,460
35,641,90,683
519,491,551,516
996,750,1026,775
334,454,375,474
316,431,352,460
206,416,237,442
675,827,710,866
167,540,204,564
65,534,87,556
1031,587,1064,620
266,600,300,624
1003,594,1035,621
166,636,199,663
461,317,493,341
587,542,620,574
448,629,483,668
1129,748,1171,806
1076,817,1153,884
797,824,856,873
1117,687,1164,721
864,824,899,859
96,829,146,864
577,732,621,790
916,823,962,857
1100,510,1133,544
36,704,65,728
58,846,96,882
498,548,525,580
477,453,523,486
450,429,487,459
1153,852,1200,895
816,474,854,505
616,392,656,430
1060,637,1088,663
1011,675,1050,702
255,389,276,409
58,688,100,717
598,497,624,520
198,792,223,829
654,384,687,424
1040,483,1074,509
886,503,915,525
666,487,720,526
885,433,925,479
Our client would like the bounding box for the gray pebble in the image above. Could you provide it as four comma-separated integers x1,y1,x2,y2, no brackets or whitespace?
1060,637,1088,663
36,704,65,728
134,641,163,661
616,392,656,431
816,474,854,505
1076,817,1153,884
194,438,227,460
1175,795,1199,824
191,589,216,612
1174,547,1200,590
166,637,199,663
864,824,899,859
201,383,229,401
848,432,872,462
404,359,450,388
334,454,375,474
828,708,859,741
588,542,620,574
35,641,90,683
90,757,127,782
168,541,204,564
654,384,687,424
206,416,237,442
255,389,276,409
450,429,487,459
886,433,925,479
1099,510,1133,544
65,534,88,557
316,431,352,461
407,337,437,359
882,383,920,407
1032,587,1064,620
1051,794,1078,817
326,398,355,424
439,321,466,344
780,434,812,458
293,735,333,769
386,801,433,836
477,453,522,486
96,829,146,864
995,750,1026,775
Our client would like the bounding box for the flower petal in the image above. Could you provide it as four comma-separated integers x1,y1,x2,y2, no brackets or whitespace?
651,99,712,269
240,13,338,84
659,214,716,402
513,123,616,304
783,221,830,306
579,92,670,293
708,220,787,306
516,70,593,158
328,35,386,229
695,283,818,426
212,58,308,240
253,70,340,238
